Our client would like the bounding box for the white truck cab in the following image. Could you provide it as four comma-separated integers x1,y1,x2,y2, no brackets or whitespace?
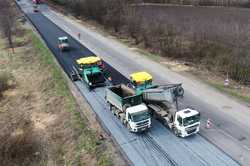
58,36,70,51
106,84,151,133
174,108,200,137
126,104,151,132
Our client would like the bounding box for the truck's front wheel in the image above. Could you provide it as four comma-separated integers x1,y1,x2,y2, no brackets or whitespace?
109,104,112,111
70,72,78,81
88,86,93,92
173,127,180,137
110,106,115,115
126,123,132,132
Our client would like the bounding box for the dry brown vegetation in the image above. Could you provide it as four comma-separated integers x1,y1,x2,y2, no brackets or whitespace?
130,5,250,84
0,20,125,165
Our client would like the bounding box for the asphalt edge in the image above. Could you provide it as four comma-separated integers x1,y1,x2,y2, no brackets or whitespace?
15,1,132,166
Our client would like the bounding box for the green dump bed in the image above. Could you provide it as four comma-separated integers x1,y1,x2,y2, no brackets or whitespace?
105,84,143,112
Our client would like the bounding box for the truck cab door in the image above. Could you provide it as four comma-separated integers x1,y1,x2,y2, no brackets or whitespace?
127,113,132,122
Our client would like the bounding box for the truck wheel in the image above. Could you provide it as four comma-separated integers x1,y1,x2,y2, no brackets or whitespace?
120,114,125,124
126,123,131,132
70,72,78,81
173,128,180,137
88,87,93,92
119,116,123,123
111,108,116,115
70,74,74,81
110,106,114,113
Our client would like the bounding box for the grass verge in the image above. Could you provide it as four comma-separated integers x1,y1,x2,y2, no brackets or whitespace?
0,24,114,166
207,81,250,104
28,29,113,165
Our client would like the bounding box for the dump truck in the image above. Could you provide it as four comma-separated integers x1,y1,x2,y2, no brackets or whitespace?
58,36,70,51
105,84,151,132
71,56,111,90
129,72,200,137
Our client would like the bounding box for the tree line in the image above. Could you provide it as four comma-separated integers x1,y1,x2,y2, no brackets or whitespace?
141,0,250,7
53,0,250,84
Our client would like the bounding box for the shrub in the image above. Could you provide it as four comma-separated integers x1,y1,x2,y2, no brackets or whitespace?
0,72,14,96
50,0,250,84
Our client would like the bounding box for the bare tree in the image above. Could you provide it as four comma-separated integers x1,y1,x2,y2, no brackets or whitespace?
125,7,142,44
105,0,126,32
0,0,17,53
51,0,250,83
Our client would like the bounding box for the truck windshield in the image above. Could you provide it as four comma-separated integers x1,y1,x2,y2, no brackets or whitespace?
183,113,200,127
62,39,68,43
131,111,150,122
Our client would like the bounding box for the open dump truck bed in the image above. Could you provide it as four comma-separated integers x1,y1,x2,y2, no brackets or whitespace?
106,84,143,111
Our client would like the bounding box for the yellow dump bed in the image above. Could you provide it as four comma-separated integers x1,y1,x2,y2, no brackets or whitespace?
76,56,101,65
130,72,153,83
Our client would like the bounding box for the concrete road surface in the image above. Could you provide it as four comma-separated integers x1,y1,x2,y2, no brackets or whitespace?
17,0,244,165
